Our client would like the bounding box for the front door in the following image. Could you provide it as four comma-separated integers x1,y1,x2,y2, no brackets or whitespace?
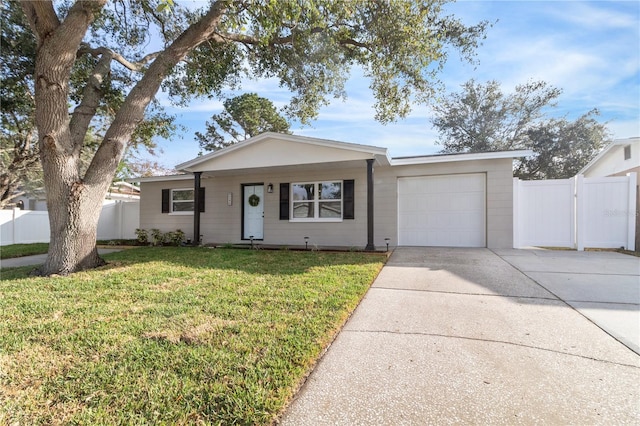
243,184,264,240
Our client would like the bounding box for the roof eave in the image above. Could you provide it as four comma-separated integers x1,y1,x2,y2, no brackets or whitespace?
390,150,533,166
126,174,193,184
176,132,389,172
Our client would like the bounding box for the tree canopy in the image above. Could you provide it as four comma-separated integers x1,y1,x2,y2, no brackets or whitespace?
195,93,291,152
19,0,489,275
431,79,610,179
1,0,39,208
0,1,173,209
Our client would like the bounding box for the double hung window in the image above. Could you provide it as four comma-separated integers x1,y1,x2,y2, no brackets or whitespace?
171,189,194,213
291,181,342,221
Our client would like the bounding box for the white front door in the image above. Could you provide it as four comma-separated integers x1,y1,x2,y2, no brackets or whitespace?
243,184,264,240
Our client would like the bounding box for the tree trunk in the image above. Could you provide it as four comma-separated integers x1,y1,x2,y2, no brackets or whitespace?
26,0,109,275
38,168,107,275
23,0,227,274
35,132,112,275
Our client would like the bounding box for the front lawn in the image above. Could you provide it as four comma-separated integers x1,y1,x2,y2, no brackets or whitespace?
0,247,385,424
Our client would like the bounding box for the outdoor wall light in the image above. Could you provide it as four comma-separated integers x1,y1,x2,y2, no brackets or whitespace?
385,237,390,251
304,236,310,250
267,183,273,193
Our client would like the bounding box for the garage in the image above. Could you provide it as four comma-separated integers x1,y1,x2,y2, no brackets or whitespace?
397,173,486,247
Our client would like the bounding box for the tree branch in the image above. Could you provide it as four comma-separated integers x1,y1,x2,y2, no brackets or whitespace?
78,44,161,72
214,27,372,50
84,0,229,186
69,48,113,153
20,0,59,46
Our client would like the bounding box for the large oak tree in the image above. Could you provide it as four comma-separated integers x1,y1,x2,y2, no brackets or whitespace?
20,0,488,275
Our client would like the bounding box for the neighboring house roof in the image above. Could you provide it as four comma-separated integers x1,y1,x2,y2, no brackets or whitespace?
105,181,140,200
579,137,640,177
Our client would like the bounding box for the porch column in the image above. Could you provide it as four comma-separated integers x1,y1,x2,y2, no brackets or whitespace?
365,158,375,251
193,171,202,246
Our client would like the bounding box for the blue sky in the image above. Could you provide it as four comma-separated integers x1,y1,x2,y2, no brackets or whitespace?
153,0,640,168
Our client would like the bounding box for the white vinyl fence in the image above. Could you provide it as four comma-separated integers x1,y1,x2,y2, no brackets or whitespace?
514,173,637,251
1,200,139,246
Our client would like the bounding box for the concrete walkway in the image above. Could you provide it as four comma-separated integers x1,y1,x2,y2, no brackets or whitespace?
279,247,640,425
0,248,123,269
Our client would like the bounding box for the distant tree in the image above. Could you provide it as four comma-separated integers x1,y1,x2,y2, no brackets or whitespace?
195,93,291,152
432,79,609,179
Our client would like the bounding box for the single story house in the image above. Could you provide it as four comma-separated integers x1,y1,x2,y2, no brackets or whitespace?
131,132,530,250
579,137,639,250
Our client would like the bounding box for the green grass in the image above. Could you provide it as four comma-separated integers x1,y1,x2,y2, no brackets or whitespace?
0,247,385,425
0,243,49,259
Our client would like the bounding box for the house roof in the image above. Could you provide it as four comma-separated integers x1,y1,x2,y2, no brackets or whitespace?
127,174,193,184
579,137,640,176
176,132,391,172
390,150,533,166
128,133,533,183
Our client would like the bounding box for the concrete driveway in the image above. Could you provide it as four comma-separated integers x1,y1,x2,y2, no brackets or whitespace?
495,248,640,355
280,247,640,425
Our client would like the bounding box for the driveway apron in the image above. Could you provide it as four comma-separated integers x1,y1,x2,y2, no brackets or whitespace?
279,247,640,425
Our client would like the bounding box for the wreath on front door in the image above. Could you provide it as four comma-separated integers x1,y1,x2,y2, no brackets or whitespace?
248,194,261,207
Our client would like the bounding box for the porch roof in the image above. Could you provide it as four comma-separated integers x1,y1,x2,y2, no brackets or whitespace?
176,132,391,173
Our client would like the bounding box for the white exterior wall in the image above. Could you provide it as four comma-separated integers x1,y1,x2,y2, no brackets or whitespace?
582,140,640,178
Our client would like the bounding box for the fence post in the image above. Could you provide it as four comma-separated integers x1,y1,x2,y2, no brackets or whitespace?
12,208,18,245
513,177,520,248
575,174,585,251
118,201,124,240
627,172,637,251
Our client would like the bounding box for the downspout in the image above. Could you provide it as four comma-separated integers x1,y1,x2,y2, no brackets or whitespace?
365,158,375,251
193,171,202,246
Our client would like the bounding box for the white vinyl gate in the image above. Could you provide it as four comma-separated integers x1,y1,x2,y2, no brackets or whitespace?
513,173,637,250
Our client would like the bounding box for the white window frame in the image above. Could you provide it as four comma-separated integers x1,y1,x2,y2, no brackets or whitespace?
290,181,343,222
169,188,194,215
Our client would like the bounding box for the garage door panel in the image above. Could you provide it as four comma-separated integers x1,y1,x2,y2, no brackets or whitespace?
398,174,486,247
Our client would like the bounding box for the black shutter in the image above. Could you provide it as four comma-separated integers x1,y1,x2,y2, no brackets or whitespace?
161,189,170,213
198,187,205,212
279,183,289,220
343,179,354,219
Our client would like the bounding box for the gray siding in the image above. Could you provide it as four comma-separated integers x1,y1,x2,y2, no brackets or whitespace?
139,180,195,238
141,167,369,248
374,158,514,249
139,157,514,249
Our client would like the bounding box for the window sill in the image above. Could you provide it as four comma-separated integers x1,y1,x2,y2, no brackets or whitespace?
169,212,194,216
289,218,343,223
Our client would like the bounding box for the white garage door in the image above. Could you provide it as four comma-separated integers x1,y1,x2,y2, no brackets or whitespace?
398,173,486,247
